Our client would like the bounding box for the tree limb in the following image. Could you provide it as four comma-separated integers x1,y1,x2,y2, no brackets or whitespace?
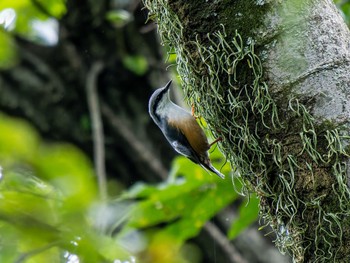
204,222,249,263
101,102,168,180
86,61,107,200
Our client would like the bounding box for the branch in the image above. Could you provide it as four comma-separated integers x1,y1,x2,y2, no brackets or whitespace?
30,0,55,18
100,102,168,180
15,241,60,263
20,48,66,103
204,222,249,263
86,61,107,200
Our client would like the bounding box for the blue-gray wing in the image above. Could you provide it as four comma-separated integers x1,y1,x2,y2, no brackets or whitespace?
161,121,200,164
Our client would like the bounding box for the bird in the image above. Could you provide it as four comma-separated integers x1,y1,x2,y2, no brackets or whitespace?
148,80,225,179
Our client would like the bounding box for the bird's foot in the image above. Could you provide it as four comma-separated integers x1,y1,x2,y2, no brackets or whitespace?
191,104,199,119
209,137,222,148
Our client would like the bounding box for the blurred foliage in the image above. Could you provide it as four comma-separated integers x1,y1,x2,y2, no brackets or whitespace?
0,29,17,69
0,113,259,262
335,0,350,26
0,0,65,34
228,195,259,239
121,150,234,242
106,9,133,28
0,113,132,262
0,0,65,67
122,55,149,76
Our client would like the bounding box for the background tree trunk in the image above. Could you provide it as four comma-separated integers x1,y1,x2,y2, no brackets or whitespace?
144,0,350,262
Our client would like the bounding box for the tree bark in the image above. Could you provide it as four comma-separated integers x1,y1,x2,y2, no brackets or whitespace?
144,0,350,262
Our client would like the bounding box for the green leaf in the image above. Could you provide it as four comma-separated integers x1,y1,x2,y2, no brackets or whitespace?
166,51,177,64
122,55,148,76
36,144,97,210
160,182,238,243
34,0,66,18
0,113,39,161
124,154,237,244
0,29,18,69
228,195,259,239
106,10,133,27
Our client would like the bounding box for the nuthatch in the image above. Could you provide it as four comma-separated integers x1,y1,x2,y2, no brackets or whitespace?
148,80,225,179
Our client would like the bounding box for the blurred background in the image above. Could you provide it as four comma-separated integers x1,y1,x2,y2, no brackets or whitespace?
0,0,349,262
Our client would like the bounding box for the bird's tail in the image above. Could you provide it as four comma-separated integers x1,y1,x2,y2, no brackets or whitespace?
201,162,225,179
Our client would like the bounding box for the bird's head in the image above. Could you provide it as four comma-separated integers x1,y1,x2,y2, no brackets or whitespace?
148,80,172,124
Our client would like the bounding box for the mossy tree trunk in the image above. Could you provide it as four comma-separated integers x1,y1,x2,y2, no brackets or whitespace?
144,0,350,262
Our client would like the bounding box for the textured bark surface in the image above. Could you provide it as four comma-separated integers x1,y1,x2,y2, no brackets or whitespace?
144,0,350,262
258,1,350,261
261,0,350,123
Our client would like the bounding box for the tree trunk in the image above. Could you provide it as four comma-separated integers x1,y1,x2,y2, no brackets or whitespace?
143,0,350,262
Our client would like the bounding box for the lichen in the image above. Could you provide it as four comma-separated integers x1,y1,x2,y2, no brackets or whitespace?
143,1,350,262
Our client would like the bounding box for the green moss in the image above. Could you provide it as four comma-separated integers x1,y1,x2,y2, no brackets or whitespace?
219,0,271,42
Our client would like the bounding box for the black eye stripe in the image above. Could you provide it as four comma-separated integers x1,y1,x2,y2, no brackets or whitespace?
151,88,167,122
149,81,172,124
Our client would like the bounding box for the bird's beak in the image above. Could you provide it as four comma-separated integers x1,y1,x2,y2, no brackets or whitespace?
163,80,172,92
